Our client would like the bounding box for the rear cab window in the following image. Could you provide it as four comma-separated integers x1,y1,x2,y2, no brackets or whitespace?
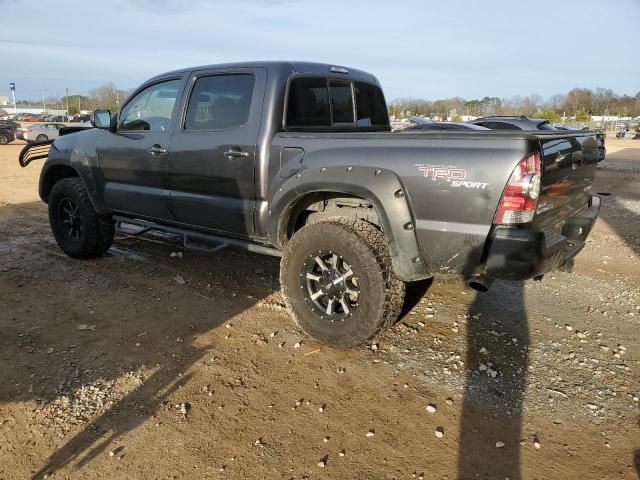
285,76,389,131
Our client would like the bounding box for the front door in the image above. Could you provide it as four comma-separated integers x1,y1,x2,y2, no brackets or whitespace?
168,68,266,236
97,77,184,221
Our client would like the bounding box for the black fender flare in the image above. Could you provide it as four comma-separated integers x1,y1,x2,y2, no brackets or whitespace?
39,149,108,215
268,165,431,282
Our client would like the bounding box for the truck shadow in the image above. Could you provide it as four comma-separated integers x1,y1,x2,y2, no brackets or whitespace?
596,160,640,475
30,245,279,478
0,202,280,478
457,280,529,479
455,185,639,477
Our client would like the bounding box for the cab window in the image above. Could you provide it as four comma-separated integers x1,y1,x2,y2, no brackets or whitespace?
184,74,255,131
119,79,181,131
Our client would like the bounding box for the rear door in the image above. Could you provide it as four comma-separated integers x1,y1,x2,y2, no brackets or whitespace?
167,67,266,236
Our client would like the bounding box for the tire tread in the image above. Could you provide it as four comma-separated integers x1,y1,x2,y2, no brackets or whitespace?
280,217,405,345
49,178,114,259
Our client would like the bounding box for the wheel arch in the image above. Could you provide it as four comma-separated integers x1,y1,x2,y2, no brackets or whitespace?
40,164,79,203
268,166,431,282
284,192,381,238
39,162,108,215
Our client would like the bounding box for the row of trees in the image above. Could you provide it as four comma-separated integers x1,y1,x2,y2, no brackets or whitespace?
389,88,640,121
12,83,132,115
11,83,640,121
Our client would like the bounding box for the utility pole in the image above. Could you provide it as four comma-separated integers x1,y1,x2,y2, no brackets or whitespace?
9,83,16,115
42,87,46,112
65,87,69,116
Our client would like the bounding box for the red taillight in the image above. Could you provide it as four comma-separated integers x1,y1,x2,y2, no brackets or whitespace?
494,151,542,224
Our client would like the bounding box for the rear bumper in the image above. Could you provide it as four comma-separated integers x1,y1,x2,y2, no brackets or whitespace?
483,194,601,280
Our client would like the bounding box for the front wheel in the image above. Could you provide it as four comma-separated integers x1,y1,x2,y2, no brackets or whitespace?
0,133,10,145
49,178,115,259
280,218,405,347
36,134,48,141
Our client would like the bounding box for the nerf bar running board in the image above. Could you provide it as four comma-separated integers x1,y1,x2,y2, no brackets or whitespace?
113,215,282,257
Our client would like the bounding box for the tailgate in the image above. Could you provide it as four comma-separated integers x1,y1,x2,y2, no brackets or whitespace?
532,132,599,231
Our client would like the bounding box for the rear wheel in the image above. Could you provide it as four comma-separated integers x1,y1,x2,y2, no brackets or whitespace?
0,133,10,145
36,134,48,141
280,217,405,347
49,178,114,259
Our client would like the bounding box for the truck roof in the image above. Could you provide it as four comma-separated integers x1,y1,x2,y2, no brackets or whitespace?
148,61,380,86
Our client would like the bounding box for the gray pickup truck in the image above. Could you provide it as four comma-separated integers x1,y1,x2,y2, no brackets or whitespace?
20,61,601,347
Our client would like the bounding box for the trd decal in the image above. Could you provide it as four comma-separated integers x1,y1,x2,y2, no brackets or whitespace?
417,165,466,182
415,164,489,189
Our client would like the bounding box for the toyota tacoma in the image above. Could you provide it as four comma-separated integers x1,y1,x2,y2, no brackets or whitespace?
20,61,601,346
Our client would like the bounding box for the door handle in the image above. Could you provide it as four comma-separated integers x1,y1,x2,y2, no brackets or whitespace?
224,149,249,159
148,145,168,155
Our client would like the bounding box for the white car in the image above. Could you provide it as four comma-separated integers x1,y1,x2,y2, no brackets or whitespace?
22,123,67,142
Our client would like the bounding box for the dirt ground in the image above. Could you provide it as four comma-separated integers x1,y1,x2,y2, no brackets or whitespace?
0,138,638,480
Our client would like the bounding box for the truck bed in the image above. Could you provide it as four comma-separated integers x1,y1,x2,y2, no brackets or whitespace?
271,129,598,274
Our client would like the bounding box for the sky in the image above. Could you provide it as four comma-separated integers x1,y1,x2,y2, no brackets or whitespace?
1,0,639,103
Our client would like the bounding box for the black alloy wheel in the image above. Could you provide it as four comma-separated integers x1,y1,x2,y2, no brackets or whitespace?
57,197,84,241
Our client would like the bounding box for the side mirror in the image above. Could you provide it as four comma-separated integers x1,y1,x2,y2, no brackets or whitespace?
91,109,112,129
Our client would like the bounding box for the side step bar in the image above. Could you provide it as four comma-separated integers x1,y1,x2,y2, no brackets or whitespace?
113,215,282,258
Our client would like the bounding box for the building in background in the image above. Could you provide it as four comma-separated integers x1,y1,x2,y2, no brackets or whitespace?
0,95,9,106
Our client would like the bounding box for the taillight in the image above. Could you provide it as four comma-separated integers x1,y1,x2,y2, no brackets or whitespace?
494,151,542,224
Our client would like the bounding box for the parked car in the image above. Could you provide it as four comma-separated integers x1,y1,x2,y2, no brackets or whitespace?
408,116,433,125
21,61,601,347
16,113,34,121
22,123,67,142
0,120,19,133
400,122,490,131
21,114,48,122
470,116,559,131
70,114,91,123
0,125,15,145
44,115,69,122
